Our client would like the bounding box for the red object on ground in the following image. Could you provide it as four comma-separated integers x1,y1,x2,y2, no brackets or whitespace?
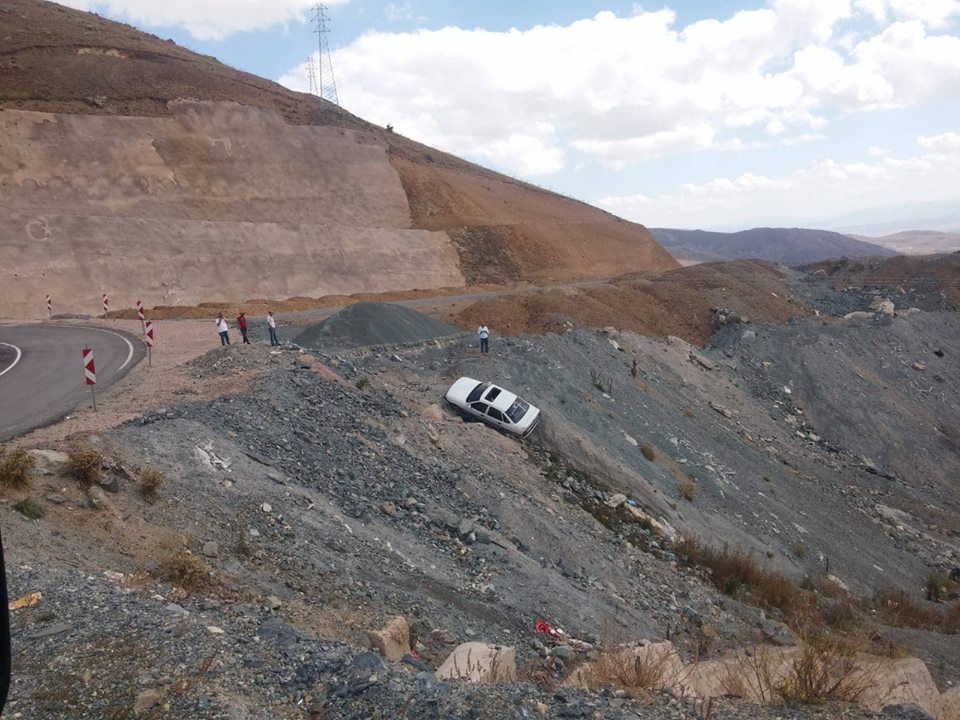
83,347,96,385
535,619,562,639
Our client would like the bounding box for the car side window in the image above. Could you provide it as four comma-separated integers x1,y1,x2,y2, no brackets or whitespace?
471,401,489,414
487,408,507,423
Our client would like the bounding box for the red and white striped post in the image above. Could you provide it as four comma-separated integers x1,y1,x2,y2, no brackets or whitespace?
83,347,97,411
144,320,154,367
102,293,109,318
137,299,145,333
45,294,52,318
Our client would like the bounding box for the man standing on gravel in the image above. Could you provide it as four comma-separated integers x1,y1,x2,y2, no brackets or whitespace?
478,323,490,353
216,313,230,346
237,312,250,344
267,311,279,346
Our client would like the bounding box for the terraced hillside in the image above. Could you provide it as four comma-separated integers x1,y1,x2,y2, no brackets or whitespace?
0,0,677,318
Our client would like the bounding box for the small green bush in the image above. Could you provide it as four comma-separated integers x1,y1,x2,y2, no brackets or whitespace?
13,497,44,519
640,444,656,462
355,376,370,390
139,467,165,503
0,447,34,488
66,443,103,486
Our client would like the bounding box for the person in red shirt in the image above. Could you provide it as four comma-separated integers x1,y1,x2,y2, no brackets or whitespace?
236,312,250,344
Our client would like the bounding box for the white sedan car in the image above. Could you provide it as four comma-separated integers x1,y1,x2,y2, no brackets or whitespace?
445,377,541,437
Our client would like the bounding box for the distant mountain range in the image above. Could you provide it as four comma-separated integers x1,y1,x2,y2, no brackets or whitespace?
650,227,898,264
851,230,960,255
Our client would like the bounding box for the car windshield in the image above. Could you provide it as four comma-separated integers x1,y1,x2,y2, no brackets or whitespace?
506,398,529,423
466,382,490,404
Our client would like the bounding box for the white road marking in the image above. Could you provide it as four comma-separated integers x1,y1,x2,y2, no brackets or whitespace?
0,342,23,378
88,328,136,370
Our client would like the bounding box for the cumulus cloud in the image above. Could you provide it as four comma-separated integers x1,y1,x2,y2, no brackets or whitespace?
275,2,960,182
598,138,960,228
55,0,348,40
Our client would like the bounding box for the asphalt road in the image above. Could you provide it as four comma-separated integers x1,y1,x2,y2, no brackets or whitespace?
0,325,145,442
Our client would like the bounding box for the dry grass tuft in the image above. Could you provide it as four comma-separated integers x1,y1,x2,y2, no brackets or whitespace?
576,642,674,692
0,447,34,488
640,444,657,462
676,537,804,617
157,551,211,593
66,443,103,486
678,476,695,502
775,631,875,704
139,467,165,503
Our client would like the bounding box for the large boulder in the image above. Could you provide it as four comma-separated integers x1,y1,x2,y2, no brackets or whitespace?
435,642,516,683
366,616,410,662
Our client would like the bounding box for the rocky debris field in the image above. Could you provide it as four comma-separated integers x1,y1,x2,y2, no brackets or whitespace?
3,272,959,719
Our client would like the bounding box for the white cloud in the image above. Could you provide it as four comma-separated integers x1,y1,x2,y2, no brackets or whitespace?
855,0,960,28
54,0,349,40
274,2,960,180
918,131,960,150
598,142,960,228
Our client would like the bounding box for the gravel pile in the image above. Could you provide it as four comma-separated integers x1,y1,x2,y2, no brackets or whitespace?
294,302,461,350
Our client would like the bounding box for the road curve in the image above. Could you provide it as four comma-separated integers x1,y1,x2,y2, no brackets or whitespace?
0,325,145,442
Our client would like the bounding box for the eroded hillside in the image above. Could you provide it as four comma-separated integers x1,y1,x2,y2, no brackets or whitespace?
0,0,676,319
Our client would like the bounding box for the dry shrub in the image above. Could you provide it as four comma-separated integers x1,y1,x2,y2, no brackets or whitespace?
13,497,44,519
678,476,695,502
157,551,211,593
640,444,656,462
775,632,875,704
676,537,803,617
821,597,860,632
874,589,943,630
0,447,34,488
576,642,675,692
139,467,165,503
66,443,103,486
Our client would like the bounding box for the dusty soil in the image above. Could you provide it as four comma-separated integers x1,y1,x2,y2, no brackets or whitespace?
3,268,959,719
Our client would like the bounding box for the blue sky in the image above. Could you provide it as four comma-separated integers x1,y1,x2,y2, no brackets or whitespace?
59,1,960,232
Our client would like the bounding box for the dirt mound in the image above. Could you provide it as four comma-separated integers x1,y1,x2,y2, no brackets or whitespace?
802,254,960,310
294,302,461,349
454,261,809,345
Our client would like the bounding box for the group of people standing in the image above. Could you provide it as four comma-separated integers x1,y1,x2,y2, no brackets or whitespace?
217,311,492,353
216,311,280,347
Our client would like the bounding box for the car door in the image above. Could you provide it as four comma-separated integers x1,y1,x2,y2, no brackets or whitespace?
469,401,489,421
486,406,510,431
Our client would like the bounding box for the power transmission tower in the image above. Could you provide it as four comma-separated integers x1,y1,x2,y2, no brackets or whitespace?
311,3,339,105
307,56,318,96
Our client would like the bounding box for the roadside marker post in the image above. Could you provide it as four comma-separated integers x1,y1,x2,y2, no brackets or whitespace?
45,294,52,318
137,299,145,334
102,293,109,318
83,347,97,411
144,320,154,367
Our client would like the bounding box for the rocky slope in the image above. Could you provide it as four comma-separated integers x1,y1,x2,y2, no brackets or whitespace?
3,269,958,719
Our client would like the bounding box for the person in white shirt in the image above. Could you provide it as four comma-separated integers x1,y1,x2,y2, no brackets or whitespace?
216,313,230,346
477,324,490,353
267,311,279,346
